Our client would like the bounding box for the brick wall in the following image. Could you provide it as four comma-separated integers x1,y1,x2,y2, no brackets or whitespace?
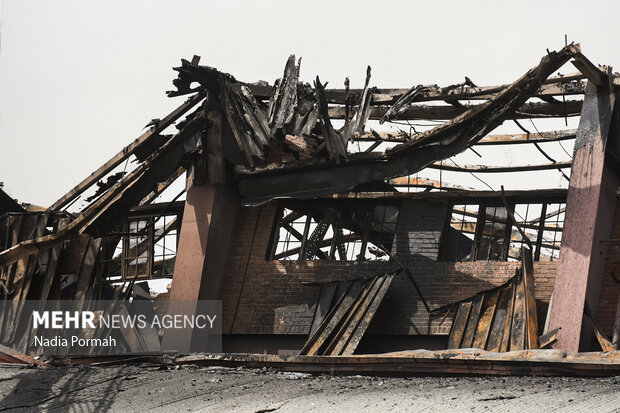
220,201,558,337
391,200,448,261
598,201,620,338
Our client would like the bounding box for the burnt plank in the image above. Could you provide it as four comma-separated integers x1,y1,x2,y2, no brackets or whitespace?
510,271,527,351
447,301,472,349
10,214,48,347
342,273,396,355
73,237,102,310
299,280,364,356
309,282,338,336
473,289,500,349
539,328,560,349
521,246,539,349
324,276,379,355
461,293,484,348
584,303,614,352
499,279,517,352
487,281,514,352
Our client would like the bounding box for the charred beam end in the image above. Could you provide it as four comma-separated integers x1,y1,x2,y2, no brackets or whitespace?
571,52,610,87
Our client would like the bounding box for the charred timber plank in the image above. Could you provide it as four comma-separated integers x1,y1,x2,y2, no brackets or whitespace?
315,77,348,162
487,282,514,352
461,293,484,348
539,328,560,349
247,72,591,105
390,177,470,191
473,289,500,349
325,277,379,355
476,129,576,145
500,279,517,352
522,247,540,349
342,273,395,355
356,129,576,145
571,53,609,87
0,343,49,367
38,217,68,301
309,282,338,336
268,55,299,134
73,237,102,308
510,271,527,351
219,79,261,167
49,90,206,211
139,166,186,206
584,303,615,352
328,100,582,121
167,350,620,377
300,281,364,356
427,161,572,173
447,301,472,349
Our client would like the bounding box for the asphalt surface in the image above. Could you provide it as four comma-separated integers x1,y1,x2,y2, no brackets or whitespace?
0,363,618,412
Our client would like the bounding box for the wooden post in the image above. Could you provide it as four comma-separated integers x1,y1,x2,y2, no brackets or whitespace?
548,77,619,352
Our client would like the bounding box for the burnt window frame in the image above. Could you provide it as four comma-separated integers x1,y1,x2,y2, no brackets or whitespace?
440,197,565,262
97,202,184,283
266,199,400,262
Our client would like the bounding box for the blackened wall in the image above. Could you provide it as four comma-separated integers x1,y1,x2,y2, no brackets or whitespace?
219,200,557,348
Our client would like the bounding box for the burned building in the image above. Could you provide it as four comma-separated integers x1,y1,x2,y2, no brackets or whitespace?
1,43,619,371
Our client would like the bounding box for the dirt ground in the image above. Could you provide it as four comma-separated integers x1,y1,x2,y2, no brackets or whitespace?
0,363,618,412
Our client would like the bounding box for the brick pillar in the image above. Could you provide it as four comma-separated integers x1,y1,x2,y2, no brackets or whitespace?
163,176,239,351
548,82,619,352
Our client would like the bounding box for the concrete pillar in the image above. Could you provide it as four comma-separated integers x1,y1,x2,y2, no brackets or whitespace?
549,81,618,352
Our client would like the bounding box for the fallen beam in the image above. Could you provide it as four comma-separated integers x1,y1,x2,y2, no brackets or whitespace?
159,350,620,377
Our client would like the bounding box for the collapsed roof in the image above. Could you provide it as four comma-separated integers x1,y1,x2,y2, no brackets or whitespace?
0,43,617,269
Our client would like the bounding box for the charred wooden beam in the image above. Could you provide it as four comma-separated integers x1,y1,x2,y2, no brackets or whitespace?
427,161,572,173
328,100,583,121
389,177,472,191
139,166,186,206
246,72,594,105
48,90,206,211
355,129,576,145
571,53,609,87
268,55,300,135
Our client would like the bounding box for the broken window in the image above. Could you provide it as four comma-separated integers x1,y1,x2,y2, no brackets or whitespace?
442,204,479,261
97,212,180,281
442,201,565,262
509,203,564,261
268,202,399,261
